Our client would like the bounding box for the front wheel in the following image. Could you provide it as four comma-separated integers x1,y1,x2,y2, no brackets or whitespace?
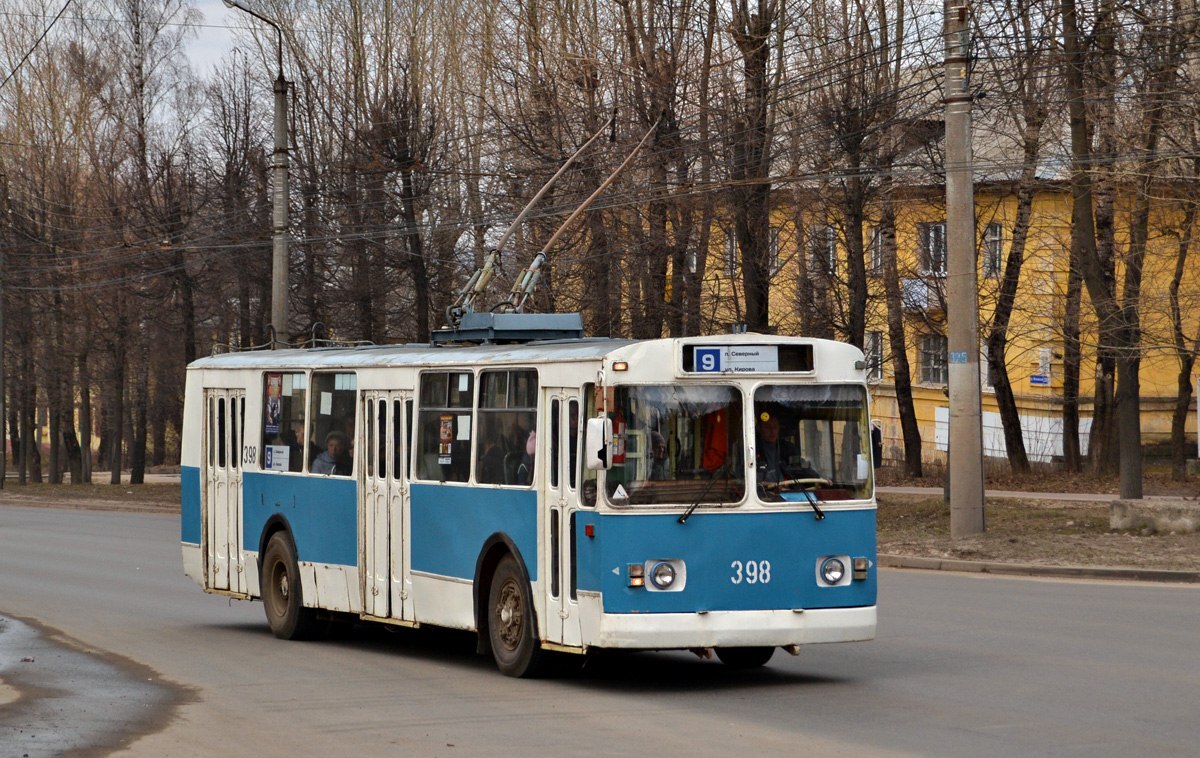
716,646,775,669
261,531,323,640
487,555,546,677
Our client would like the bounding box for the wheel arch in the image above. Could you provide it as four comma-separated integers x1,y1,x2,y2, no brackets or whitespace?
257,514,295,584
473,532,535,656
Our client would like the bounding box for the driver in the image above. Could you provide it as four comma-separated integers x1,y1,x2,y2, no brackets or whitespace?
755,414,818,483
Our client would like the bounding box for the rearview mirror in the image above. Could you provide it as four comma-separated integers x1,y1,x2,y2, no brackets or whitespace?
585,416,612,470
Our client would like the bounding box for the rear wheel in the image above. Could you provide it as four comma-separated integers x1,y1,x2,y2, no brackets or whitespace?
487,555,545,677
261,531,323,640
716,646,775,669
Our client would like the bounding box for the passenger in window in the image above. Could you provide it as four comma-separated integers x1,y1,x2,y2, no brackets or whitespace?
281,426,304,472
649,431,669,480
515,430,535,485
479,426,506,484
311,431,352,476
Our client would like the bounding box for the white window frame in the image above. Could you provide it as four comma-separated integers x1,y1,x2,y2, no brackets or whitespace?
865,331,884,383
724,233,738,277
983,223,1003,278
918,222,947,276
920,333,948,385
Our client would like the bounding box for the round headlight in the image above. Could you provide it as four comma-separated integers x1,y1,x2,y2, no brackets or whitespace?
649,561,677,589
820,557,846,585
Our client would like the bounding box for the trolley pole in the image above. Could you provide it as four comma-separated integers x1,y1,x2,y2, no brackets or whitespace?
944,0,985,538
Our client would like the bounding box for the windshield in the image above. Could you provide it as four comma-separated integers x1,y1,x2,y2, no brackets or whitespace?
604,385,745,505
753,384,873,501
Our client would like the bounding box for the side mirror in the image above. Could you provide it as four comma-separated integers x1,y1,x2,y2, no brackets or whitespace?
585,416,612,470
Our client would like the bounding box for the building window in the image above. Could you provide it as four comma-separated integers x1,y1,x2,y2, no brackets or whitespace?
865,331,884,382
769,226,782,274
724,233,738,277
981,340,994,391
983,223,1002,277
918,222,947,275
920,334,948,385
868,225,884,274
810,224,836,275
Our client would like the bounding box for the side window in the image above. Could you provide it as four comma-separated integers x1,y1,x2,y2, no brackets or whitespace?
365,399,376,479
309,372,357,476
568,399,580,490
549,399,561,489
404,399,414,479
392,399,405,481
261,372,307,472
217,398,227,468
475,369,538,486
417,372,474,482
376,399,388,480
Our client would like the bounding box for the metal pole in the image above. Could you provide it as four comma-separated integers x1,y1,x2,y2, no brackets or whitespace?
944,0,985,537
225,0,288,347
272,71,289,347
0,176,6,490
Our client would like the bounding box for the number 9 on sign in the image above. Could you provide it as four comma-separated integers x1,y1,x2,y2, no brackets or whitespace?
695,347,721,373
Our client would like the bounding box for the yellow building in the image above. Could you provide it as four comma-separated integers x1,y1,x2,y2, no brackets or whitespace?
696,184,1200,466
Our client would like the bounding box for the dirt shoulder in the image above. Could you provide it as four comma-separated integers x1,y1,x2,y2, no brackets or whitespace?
0,483,180,515
877,493,1200,572
875,464,1200,573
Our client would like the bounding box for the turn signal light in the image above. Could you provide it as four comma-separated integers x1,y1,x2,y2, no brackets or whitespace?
628,563,644,587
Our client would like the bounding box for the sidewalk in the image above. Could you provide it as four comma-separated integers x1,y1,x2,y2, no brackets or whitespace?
877,485,1121,502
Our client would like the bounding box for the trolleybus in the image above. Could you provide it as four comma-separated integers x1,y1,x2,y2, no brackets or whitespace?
181,319,877,676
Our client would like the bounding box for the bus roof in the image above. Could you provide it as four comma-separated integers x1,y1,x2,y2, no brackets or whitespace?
187,333,863,378
188,337,637,371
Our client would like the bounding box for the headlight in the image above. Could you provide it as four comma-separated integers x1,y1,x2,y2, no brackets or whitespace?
820,557,846,585
649,561,676,590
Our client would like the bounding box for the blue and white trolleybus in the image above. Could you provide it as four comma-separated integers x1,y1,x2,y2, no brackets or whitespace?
180,318,877,676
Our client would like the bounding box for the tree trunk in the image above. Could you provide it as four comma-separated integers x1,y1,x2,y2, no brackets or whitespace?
881,187,922,476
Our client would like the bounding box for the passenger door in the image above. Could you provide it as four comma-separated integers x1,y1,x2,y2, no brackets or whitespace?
203,389,246,594
544,390,583,646
360,391,411,620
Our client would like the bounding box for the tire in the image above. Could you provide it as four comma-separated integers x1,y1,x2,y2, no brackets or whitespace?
487,554,545,677
261,531,323,640
715,646,775,669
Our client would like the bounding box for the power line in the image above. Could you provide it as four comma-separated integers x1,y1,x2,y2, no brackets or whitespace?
0,0,74,92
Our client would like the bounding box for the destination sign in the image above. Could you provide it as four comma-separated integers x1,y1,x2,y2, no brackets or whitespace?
692,345,779,373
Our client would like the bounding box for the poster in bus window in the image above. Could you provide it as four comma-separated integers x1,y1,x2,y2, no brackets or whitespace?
265,373,283,436
439,414,454,464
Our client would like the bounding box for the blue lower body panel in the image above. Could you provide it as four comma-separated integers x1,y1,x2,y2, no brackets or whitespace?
410,483,538,581
242,472,358,566
574,508,876,614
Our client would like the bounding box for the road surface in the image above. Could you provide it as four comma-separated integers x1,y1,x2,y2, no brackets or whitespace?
1,504,1197,756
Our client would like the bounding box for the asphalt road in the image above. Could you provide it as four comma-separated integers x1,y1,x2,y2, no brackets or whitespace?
1,504,1197,757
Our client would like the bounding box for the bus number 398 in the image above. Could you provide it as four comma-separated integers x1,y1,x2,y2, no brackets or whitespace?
730,560,771,585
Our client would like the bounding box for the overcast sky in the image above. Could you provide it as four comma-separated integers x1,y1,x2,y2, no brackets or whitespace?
187,0,238,76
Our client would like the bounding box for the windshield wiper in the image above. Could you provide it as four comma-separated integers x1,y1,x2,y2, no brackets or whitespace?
801,488,826,520
678,461,733,525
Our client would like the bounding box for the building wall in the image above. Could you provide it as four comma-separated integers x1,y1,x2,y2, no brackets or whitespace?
692,185,1200,463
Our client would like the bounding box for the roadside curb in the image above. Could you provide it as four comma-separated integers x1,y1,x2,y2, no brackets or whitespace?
878,554,1200,584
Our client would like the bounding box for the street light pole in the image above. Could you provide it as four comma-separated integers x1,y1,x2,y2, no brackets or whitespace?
944,0,985,538
224,0,289,348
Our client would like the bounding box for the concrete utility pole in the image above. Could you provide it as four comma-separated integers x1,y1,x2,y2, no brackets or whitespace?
944,0,985,538
225,0,289,348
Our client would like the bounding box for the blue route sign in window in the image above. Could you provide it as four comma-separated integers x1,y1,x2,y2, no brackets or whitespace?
694,347,722,373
